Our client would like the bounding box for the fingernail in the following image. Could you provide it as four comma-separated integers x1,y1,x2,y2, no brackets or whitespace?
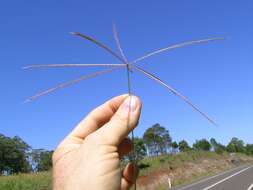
122,96,138,114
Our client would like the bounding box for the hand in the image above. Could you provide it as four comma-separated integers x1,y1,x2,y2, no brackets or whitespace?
52,94,142,190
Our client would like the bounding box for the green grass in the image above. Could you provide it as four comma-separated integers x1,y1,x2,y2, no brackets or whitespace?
0,172,51,190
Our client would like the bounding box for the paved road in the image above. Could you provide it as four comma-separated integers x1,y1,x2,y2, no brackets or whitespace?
171,164,253,190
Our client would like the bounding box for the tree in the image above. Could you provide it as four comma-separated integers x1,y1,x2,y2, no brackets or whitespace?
245,144,253,155
226,137,245,153
210,138,226,154
178,140,191,152
193,139,211,151
126,138,147,162
143,124,172,156
0,134,31,174
32,149,53,172
171,141,178,153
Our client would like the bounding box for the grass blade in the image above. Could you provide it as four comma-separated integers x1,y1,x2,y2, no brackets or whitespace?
133,65,218,126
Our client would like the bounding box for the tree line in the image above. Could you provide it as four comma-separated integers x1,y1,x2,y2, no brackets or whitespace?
130,123,253,162
0,134,53,175
1,123,253,174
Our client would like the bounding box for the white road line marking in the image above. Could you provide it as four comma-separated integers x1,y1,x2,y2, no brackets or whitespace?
202,166,253,190
176,165,248,190
247,183,253,190
168,177,172,189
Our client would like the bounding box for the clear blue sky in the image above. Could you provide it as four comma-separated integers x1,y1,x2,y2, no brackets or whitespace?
0,0,252,150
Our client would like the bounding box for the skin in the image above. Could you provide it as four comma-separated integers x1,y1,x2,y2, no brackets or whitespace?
53,94,142,190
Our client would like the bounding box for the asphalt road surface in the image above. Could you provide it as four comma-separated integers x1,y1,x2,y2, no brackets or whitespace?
171,164,253,190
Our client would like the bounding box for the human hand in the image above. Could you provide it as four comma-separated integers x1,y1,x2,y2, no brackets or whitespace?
52,94,142,190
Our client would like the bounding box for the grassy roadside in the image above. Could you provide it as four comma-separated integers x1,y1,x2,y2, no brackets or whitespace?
0,152,252,190
136,151,253,190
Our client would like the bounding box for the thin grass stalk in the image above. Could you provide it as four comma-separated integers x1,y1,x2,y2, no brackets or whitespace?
112,24,137,190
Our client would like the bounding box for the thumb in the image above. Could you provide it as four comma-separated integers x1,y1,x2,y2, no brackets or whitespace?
96,95,142,146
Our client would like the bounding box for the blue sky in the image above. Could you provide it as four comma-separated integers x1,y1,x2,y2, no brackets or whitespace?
0,0,252,150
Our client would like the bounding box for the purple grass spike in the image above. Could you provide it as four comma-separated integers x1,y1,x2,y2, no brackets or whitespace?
132,37,225,64
23,63,125,70
70,32,125,63
24,67,117,103
133,65,218,126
